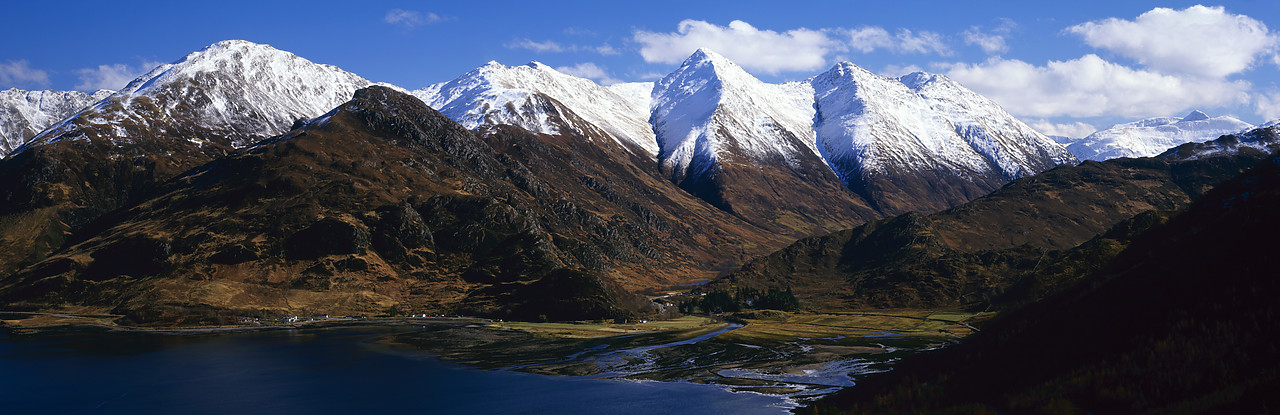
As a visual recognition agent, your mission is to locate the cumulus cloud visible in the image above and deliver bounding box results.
[942,55,1249,118]
[595,44,619,56]
[507,39,566,53]
[963,27,1007,54]
[384,9,446,30]
[878,64,925,77]
[75,60,163,91]
[634,20,835,74]
[633,71,667,81]
[556,62,622,85]
[563,27,596,36]
[506,39,619,55]
[1067,5,1278,78]
[1254,90,1280,121]
[848,26,952,56]
[0,60,50,88]
[1026,119,1098,139]
[962,19,1016,55]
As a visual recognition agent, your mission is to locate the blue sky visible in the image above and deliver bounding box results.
[3,0,1278,137]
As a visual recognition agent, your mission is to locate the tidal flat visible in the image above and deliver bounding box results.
[389,310,989,405]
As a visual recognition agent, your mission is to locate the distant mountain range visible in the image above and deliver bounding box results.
[0,40,1271,324]
[1064,110,1253,161]
[420,48,1075,218]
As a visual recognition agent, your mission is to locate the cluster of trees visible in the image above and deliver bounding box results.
[679,286,799,314]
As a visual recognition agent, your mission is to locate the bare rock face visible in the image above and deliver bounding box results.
[285,217,372,260]
[83,234,173,280]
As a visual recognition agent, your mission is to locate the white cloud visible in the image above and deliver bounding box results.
[1254,90,1280,121]
[1067,5,1278,78]
[506,39,619,55]
[847,27,893,53]
[963,26,1007,54]
[556,62,622,85]
[563,27,596,36]
[507,39,566,53]
[633,71,667,81]
[383,9,445,30]
[1026,119,1097,139]
[634,20,835,74]
[75,60,163,91]
[0,60,50,88]
[879,64,924,77]
[594,44,619,56]
[848,26,952,56]
[942,55,1249,118]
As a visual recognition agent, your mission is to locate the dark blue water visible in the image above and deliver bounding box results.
[0,327,791,414]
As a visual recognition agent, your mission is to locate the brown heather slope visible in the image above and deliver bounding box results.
[713,128,1278,311]
[0,86,799,324]
[667,120,880,239]
[0,107,233,276]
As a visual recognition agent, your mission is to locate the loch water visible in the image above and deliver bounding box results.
[0,326,793,414]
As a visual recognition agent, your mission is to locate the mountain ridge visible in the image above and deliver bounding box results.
[1065,110,1253,161]
[0,88,114,154]
[0,85,806,322]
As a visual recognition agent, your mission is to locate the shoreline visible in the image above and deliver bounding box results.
[0,311,491,336]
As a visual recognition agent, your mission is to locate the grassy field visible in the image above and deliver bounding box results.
[489,316,720,338]
[720,310,992,342]
[487,310,991,342]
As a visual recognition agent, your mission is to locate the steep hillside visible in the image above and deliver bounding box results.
[0,40,375,276]
[803,152,1280,415]
[718,128,1277,310]
[900,72,1076,180]
[649,49,878,236]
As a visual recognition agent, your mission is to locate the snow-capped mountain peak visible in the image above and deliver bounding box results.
[1182,110,1210,122]
[651,49,820,180]
[1,88,113,154]
[898,71,1076,179]
[811,64,995,180]
[678,48,744,76]
[21,39,373,152]
[897,71,939,89]
[413,60,658,156]
[1066,110,1254,161]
